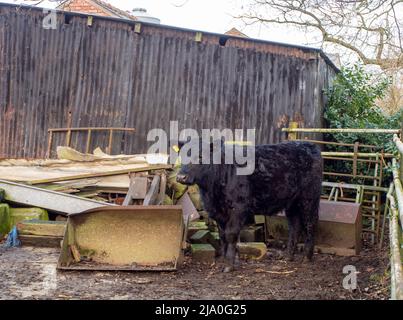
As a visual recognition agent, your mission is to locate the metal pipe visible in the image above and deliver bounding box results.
[392,158,403,226]
[323,172,380,180]
[322,181,389,193]
[379,183,394,249]
[282,128,400,134]
[371,154,379,243]
[387,193,403,300]
[322,152,394,158]
[322,156,378,164]
[393,134,403,154]
[293,138,378,149]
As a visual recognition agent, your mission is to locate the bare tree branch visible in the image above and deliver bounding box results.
[237,0,403,70]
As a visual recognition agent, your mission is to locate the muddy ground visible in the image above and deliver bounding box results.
[0,243,390,300]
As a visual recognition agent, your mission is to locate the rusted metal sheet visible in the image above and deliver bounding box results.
[266,200,362,255]
[0,179,114,215]
[57,205,185,271]
[0,3,337,159]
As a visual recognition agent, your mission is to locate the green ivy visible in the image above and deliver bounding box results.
[324,64,402,153]
[323,64,402,184]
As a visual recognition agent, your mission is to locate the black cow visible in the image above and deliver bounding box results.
[176,139,322,272]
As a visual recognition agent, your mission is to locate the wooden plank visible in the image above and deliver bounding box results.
[107,129,114,154]
[27,165,171,185]
[143,175,161,206]
[19,235,63,248]
[70,244,81,263]
[0,179,114,215]
[157,173,167,205]
[85,129,92,154]
[123,176,148,205]
[48,127,135,132]
[46,131,53,158]
[177,192,200,223]
[17,220,66,237]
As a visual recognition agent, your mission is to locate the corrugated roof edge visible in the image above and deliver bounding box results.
[0,2,340,72]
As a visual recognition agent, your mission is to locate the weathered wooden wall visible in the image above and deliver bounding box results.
[0,4,337,158]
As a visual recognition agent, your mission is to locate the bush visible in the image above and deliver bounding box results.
[324,64,402,153]
[323,64,402,184]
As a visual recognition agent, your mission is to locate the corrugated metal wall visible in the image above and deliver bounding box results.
[0,4,337,159]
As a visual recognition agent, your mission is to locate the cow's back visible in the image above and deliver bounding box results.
[248,141,322,215]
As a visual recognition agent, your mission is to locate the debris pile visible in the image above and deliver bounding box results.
[0,146,269,268]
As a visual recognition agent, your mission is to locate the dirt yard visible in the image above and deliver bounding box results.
[0,243,390,300]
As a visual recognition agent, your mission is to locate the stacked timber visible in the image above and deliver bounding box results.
[17,220,66,247]
[0,147,173,205]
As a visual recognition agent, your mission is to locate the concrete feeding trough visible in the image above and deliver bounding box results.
[57,205,185,271]
[266,200,362,256]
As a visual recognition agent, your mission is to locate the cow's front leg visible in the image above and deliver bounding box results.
[223,215,243,272]
[216,222,227,261]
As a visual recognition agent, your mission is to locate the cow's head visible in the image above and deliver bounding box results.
[176,138,224,185]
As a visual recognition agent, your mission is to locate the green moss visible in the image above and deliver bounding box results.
[190,230,211,244]
[188,221,207,229]
[9,207,49,228]
[0,203,10,237]
[190,244,216,262]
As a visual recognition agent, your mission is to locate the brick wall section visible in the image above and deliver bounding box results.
[62,0,112,17]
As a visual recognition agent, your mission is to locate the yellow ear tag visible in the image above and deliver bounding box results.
[173,145,180,153]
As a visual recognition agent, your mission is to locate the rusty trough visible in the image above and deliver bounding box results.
[57,205,185,271]
[266,200,362,256]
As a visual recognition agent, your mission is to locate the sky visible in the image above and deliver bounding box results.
[1,0,315,47]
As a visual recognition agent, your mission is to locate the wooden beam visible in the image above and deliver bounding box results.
[0,179,114,215]
[27,165,171,185]
[48,127,135,132]
[19,235,63,248]
[143,175,161,206]
[85,129,92,154]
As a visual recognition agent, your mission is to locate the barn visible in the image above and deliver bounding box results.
[0,3,337,158]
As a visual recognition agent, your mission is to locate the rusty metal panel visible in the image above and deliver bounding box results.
[58,205,185,271]
[266,200,362,255]
[0,3,337,159]
[319,200,361,224]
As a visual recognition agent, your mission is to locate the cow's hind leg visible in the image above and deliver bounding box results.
[285,206,302,262]
[301,198,319,262]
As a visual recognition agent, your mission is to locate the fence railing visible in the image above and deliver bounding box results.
[391,137,403,300]
[283,125,398,243]
[282,126,403,300]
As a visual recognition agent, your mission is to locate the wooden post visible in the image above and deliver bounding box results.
[352,142,359,177]
[107,129,114,155]
[288,121,298,141]
[46,131,53,159]
[65,129,71,147]
[85,129,92,154]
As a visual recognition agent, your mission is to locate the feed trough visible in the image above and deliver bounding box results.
[57,205,185,271]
